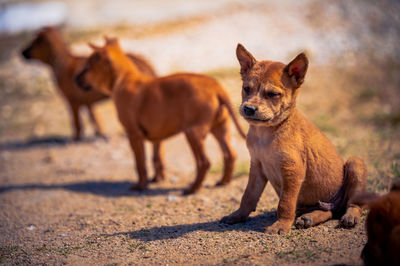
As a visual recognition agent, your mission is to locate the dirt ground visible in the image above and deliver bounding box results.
[1,0,400,265]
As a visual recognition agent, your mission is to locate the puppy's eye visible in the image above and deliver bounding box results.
[243,87,250,93]
[266,92,281,98]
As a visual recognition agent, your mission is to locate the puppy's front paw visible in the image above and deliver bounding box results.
[265,220,291,235]
[340,214,359,228]
[220,211,247,225]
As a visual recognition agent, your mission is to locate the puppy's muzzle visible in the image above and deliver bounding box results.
[75,70,91,91]
[243,105,257,116]
[21,48,31,59]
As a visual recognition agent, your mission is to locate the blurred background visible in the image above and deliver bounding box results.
[0,0,399,190]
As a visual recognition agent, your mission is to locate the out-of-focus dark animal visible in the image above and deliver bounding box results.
[351,180,400,266]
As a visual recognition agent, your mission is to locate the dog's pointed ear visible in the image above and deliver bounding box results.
[104,36,118,45]
[236,43,256,74]
[285,52,308,88]
[88,42,101,51]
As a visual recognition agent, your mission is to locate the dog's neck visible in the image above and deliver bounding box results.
[47,39,74,73]
[109,49,152,96]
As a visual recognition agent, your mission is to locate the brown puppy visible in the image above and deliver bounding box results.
[21,27,156,140]
[75,38,246,194]
[352,181,400,266]
[221,44,367,234]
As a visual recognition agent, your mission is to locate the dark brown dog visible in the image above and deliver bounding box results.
[21,27,156,140]
[221,44,367,234]
[75,38,246,194]
[352,181,400,266]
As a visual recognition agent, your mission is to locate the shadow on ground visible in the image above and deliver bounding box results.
[0,135,107,151]
[107,212,277,241]
[0,180,181,197]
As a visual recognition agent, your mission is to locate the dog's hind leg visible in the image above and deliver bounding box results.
[69,102,82,141]
[87,104,106,139]
[340,156,367,227]
[128,135,148,190]
[295,210,333,229]
[151,141,165,182]
[211,116,237,186]
[183,127,210,195]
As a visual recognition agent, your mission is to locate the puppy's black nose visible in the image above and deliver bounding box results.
[243,105,257,116]
[75,71,91,91]
[22,49,30,59]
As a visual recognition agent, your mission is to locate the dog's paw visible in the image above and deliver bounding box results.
[295,216,313,229]
[215,180,230,187]
[220,211,247,224]
[340,214,359,228]
[265,221,291,235]
[130,182,148,191]
[95,132,109,142]
[183,187,197,195]
[151,174,165,183]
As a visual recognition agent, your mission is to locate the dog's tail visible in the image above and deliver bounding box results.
[218,91,246,139]
[319,157,367,214]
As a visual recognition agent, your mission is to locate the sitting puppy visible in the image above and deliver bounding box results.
[352,181,400,266]
[221,44,367,234]
[22,27,156,140]
[75,38,246,194]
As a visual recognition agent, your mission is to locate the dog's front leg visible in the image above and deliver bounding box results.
[266,163,305,234]
[128,134,148,190]
[221,161,267,224]
[69,102,82,141]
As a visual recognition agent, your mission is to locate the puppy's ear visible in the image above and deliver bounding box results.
[88,42,101,51]
[236,43,256,75]
[104,36,118,45]
[285,53,308,88]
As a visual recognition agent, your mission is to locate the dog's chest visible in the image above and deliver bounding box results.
[247,130,283,195]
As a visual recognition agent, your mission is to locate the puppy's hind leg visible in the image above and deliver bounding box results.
[211,116,237,186]
[128,135,148,190]
[151,141,165,182]
[183,127,210,195]
[295,210,333,229]
[340,157,367,227]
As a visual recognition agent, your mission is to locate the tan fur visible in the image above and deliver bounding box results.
[21,27,156,140]
[352,181,400,266]
[221,44,367,234]
[75,38,245,194]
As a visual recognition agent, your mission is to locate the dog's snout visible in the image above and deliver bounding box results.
[75,70,91,91]
[21,48,31,59]
[243,105,257,116]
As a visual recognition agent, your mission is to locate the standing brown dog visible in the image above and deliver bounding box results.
[75,38,246,194]
[221,44,367,234]
[21,27,156,140]
[352,181,400,266]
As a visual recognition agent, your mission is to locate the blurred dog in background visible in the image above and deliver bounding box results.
[351,180,400,266]
[75,38,246,194]
[21,27,156,140]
